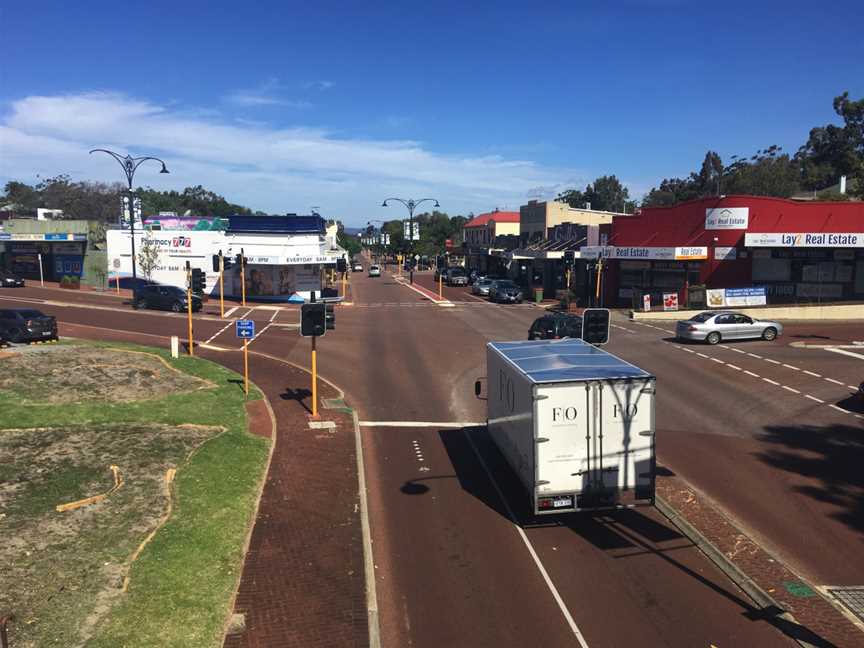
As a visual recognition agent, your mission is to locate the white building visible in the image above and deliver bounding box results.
[107,215,345,301]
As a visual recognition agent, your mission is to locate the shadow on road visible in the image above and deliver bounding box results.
[280,387,312,414]
[439,424,837,648]
[756,421,864,536]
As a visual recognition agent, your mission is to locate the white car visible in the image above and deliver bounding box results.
[352,263,363,272]
[675,311,783,344]
[368,265,381,277]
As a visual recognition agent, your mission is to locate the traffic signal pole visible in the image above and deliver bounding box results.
[243,338,249,396]
[186,262,194,356]
[219,252,225,318]
[439,269,443,300]
[311,335,318,418]
[240,249,247,307]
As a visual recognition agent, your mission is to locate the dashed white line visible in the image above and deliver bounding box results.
[204,322,233,344]
[803,370,822,378]
[696,352,709,359]
[765,358,782,365]
[762,377,781,386]
[269,309,279,322]
[824,377,843,385]
[744,370,760,378]
[224,306,238,317]
[782,364,800,371]
[682,348,695,353]
[730,348,746,354]
[710,357,725,364]
[727,364,742,371]
[804,394,825,403]
[781,386,801,394]
[828,404,847,414]
[747,353,763,359]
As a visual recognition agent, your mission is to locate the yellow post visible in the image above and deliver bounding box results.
[566,269,571,292]
[341,271,347,298]
[187,268,194,357]
[439,270,443,299]
[595,259,603,301]
[240,254,246,307]
[311,335,318,418]
[243,338,249,396]
[116,274,121,295]
[219,253,225,318]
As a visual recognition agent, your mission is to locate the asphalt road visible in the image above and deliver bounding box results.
[3,271,862,647]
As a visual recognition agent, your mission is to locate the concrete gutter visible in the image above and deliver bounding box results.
[631,303,864,321]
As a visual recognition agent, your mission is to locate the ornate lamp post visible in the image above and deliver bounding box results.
[381,197,439,284]
[89,149,169,289]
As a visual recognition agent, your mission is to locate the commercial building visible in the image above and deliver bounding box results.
[463,210,520,273]
[519,200,622,244]
[584,196,864,309]
[107,214,345,302]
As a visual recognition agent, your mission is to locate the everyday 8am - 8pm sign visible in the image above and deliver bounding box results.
[745,232,864,248]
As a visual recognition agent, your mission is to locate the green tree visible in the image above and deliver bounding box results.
[557,175,635,212]
[797,92,864,192]
[136,231,161,282]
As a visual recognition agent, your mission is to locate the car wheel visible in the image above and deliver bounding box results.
[762,327,777,341]
[706,331,721,345]
[9,328,24,343]
[137,299,148,309]
[171,301,183,312]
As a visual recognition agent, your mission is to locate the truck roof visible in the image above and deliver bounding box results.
[488,339,653,384]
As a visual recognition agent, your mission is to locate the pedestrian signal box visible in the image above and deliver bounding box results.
[581,308,610,345]
[301,303,326,337]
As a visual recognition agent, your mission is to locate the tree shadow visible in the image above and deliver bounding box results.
[281,387,312,414]
[439,425,837,647]
[756,422,864,535]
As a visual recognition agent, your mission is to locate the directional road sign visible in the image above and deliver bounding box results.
[235,319,255,339]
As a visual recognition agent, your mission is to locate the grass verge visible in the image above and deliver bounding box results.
[0,340,270,647]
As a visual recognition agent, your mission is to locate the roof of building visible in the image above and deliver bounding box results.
[464,210,520,228]
[226,214,324,234]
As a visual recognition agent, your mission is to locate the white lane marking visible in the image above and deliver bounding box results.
[848,385,858,391]
[463,429,590,647]
[246,322,273,345]
[730,348,746,354]
[359,421,484,428]
[747,353,763,359]
[824,377,843,385]
[765,358,782,365]
[782,364,800,371]
[804,394,825,403]
[269,309,279,322]
[782,386,801,394]
[762,378,781,386]
[204,321,234,344]
[829,404,848,414]
[710,357,724,364]
[727,364,742,371]
[683,348,695,353]
[803,370,822,378]
[224,306,238,317]
[744,370,761,378]
[696,353,709,359]
[827,347,864,361]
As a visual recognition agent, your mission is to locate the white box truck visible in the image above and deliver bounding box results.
[484,338,655,515]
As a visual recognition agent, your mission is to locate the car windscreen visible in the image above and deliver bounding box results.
[18,310,45,318]
[689,312,714,322]
[496,281,517,288]
[449,268,465,275]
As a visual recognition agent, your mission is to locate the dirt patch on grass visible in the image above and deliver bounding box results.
[0,423,223,648]
[0,345,211,405]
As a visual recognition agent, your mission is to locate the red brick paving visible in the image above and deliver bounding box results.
[220,353,368,648]
[245,400,273,439]
[658,474,864,647]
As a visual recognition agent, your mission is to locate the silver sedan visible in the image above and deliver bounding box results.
[676,311,783,345]
[472,278,493,296]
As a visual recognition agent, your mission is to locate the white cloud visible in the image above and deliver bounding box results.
[304,80,334,91]
[0,91,589,224]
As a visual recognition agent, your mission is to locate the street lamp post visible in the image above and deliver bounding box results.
[89,149,170,294]
[381,197,439,284]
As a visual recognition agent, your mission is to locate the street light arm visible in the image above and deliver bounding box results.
[131,156,170,178]
[89,149,169,189]
[381,198,410,210]
[412,198,440,211]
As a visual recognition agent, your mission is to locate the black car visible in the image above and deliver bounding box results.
[529,313,583,340]
[0,308,58,343]
[134,285,202,312]
[0,271,25,288]
[488,279,523,304]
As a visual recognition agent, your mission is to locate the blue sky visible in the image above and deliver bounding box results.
[2,1,862,225]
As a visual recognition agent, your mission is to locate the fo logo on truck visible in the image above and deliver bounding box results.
[499,370,516,413]
[552,407,578,422]
[613,404,638,418]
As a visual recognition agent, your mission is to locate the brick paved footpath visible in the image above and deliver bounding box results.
[204,349,368,648]
[658,474,864,647]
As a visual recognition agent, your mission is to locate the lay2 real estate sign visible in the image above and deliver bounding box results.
[745,232,864,248]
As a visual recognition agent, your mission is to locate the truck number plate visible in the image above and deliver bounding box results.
[552,497,573,508]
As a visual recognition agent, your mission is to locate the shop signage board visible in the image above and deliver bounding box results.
[582,246,708,261]
[642,294,651,311]
[663,292,678,310]
[714,246,737,260]
[0,233,87,241]
[745,232,864,248]
[706,207,749,230]
[706,287,767,308]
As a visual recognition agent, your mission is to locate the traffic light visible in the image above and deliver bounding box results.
[564,250,575,267]
[212,254,221,272]
[190,268,206,293]
[235,253,246,267]
[336,258,347,273]
[325,303,335,330]
[581,308,610,345]
[300,303,326,337]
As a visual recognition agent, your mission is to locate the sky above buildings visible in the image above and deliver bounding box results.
[1,1,862,225]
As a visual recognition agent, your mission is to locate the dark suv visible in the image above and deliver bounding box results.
[528,313,583,340]
[0,308,58,343]
[134,285,202,312]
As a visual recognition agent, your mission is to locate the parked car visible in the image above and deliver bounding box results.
[488,279,523,304]
[857,380,864,403]
[472,278,493,296]
[0,308,58,343]
[134,285,202,312]
[528,313,583,340]
[446,268,468,286]
[675,311,783,345]
[0,271,25,288]
[368,265,381,277]
[352,262,363,272]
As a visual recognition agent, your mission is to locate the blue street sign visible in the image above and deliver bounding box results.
[235,319,255,339]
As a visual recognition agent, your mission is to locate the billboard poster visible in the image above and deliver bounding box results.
[725,287,767,307]
[705,207,748,230]
[706,289,726,308]
[642,294,651,311]
[663,292,678,311]
[713,246,737,260]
